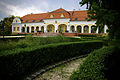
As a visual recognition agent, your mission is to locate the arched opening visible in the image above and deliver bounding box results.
[31,26,34,33]
[99,26,104,33]
[36,26,39,32]
[84,25,89,33]
[41,26,44,33]
[47,24,55,33]
[70,26,75,32]
[58,24,67,33]
[77,25,81,33]
[91,25,96,33]
[27,27,29,33]
[22,27,25,33]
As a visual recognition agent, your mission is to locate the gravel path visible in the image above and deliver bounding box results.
[35,57,86,80]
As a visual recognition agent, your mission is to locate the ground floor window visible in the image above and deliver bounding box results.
[14,27,16,31]
[17,27,19,31]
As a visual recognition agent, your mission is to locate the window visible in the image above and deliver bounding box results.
[26,20,29,23]
[32,20,35,22]
[17,27,19,31]
[14,27,16,31]
[85,18,88,20]
[60,14,64,17]
[74,18,78,20]
[50,15,54,18]
[16,20,17,22]
[40,19,43,22]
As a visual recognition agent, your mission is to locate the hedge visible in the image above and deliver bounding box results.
[0,40,103,80]
[70,46,120,80]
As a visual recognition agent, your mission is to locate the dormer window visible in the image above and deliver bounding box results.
[74,18,78,20]
[26,20,29,23]
[32,20,35,22]
[40,19,43,22]
[85,18,88,20]
[16,20,17,22]
[50,15,54,18]
[60,14,64,17]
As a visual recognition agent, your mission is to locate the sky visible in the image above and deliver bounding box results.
[0,0,87,20]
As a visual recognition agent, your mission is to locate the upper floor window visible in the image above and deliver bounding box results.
[16,20,18,22]
[26,20,29,23]
[40,19,43,22]
[50,15,54,18]
[74,18,78,20]
[32,20,35,22]
[60,14,64,17]
[85,18,88,20]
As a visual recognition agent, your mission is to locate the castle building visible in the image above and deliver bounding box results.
[12,8,107,34]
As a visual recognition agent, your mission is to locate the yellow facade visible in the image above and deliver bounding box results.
[12,24,21,33]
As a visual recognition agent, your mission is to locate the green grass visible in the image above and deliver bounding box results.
[0,35,82,53]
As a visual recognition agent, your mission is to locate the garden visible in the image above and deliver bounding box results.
[0,35,104,80]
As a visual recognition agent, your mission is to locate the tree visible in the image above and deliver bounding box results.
[80,0,120,40]
[0,15,16,36]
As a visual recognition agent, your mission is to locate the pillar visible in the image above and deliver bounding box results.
[34,27,36,33]
[29,27,31,33]
[75,26,77,32]
[104,25,107,33]
[81,26,84,33]
[44,25,47,33]
[96,27,99,33]
[25,27,27,33]
[89,26,91,33]
[20,25,21,33]
[55,24,57,33]
[39,26,41,31]
[67,24,70,32]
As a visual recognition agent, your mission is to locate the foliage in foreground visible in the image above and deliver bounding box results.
[70,46,120,80]
[0,35,81,54]
[0,41,103,80]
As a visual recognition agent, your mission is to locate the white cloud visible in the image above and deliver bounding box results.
[0,1,45,17]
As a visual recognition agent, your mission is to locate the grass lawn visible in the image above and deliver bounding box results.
[0,35,82,54]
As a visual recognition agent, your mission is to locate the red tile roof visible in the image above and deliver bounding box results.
[21,8,89,23]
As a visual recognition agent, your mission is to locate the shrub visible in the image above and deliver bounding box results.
[70,46,120,80]
[0,41,103,80]
[0,35,81,53]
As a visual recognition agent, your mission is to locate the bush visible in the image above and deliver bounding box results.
[0,35,81,53]
[0,41,103,80]
[70,46,120,80]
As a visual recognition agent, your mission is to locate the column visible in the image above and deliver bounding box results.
[39,26,41,31]
[104,25,107,33]
[96,27,99,33]
[67,24,70,32]
[89,26,91,33]
[81,26,84,33]
[25,27,27,33]
[75,26,77,32]
[34,27,35,33]
[44,25,47,33]
[29,27,31,33]
[55,24,58,33]
[20,25,21,33]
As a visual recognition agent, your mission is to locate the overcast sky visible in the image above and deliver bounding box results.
[0,0,87,20]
